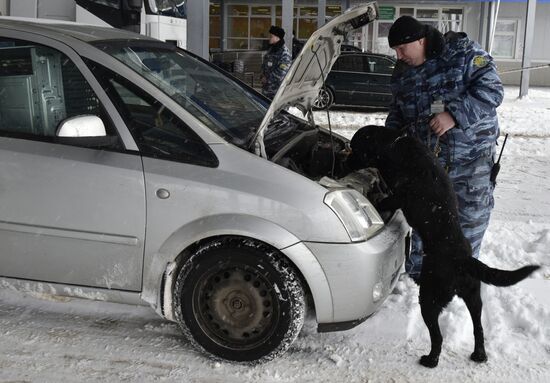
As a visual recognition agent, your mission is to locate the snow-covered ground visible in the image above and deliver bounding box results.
[1,87,549,382]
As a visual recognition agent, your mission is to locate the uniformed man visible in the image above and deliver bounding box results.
[260,25,292,99]
[384,16,504,281]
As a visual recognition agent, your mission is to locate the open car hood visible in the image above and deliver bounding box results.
[252,2,379,157]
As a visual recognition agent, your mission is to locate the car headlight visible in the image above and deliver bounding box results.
[324,189,384,242]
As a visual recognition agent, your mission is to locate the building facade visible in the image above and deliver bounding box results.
[0,0,548,85]
[208,0,550,86]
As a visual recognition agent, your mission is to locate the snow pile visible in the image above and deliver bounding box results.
[498,87,550,137]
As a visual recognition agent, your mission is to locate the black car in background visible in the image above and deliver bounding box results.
[314,52,396,109]
[340,44,362,52]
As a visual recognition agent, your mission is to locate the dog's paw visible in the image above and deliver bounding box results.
[470,350,487,363]
[419,355,439,368]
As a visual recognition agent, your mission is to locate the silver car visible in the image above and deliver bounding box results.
[0,3,408,362]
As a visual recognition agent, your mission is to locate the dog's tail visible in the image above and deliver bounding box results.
[463,258,540,286]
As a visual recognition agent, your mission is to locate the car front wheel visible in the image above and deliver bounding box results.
[173,237,305,362]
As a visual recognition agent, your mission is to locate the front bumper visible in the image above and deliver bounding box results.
[292,209,409,331]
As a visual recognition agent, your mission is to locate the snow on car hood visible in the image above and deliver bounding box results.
[252,2,379,157]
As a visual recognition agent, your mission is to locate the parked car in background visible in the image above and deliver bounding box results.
[0,2,408,363]
[340,43,362,52]
[314,52,396,109]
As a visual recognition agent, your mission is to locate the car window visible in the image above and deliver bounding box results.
[94,42,268,149]
[0,37,121,148]
[366,56,395,75]
[333,55,365,73]
[85,60,218,167]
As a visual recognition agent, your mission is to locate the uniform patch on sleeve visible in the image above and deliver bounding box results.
[473,55,488,68]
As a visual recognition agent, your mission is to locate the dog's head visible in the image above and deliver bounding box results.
[346,125,402,171]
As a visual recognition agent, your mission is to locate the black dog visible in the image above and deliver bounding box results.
[346,125,539,368]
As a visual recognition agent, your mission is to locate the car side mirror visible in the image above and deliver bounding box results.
[57,115,107,138]
[56,115,119,149]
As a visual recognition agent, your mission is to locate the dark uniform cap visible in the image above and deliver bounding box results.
[388,16,426,48]
[269,25,285,39]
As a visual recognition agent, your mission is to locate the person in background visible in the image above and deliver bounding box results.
[384,16,504,282]
[260,25,292,99]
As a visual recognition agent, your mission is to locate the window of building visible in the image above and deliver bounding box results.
[209,3,221,50]
[297,7,318,39]
[250,6,272,50]
[364,23,374,53]
[227,4,249,50]
[441,8,463,34]
[223,4,341,51]
[275,6,313,41]
[493,19,519,59]
[326,5,341,19]
[416,8,439,29]
[375,21,393,55]
[346,28,363,50]
[399,8,414,17]
[367,6,464,55]
[397,7,463,33]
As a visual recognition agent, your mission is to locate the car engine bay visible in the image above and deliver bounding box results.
[264,118,394,222]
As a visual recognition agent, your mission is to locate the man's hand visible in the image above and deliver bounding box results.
[429,111,456,137]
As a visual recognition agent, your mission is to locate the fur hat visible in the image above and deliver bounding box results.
[388,16,426,48]
[269,25,285,39]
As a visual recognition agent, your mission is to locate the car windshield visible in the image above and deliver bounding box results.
[148,0,187,18]
[95,42,269,148]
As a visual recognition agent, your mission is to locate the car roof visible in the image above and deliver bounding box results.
[0,17,155,43]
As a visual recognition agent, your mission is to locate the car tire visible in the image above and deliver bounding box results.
[173,237,306,362]
[313,87,334,110]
